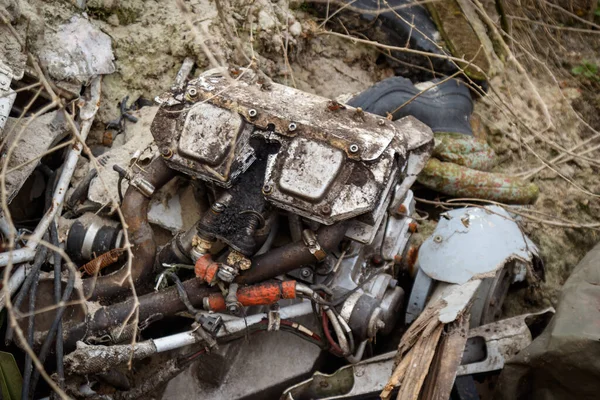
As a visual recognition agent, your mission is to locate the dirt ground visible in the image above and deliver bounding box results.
[6,0,600,331]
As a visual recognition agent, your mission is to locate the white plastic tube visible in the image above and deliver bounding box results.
[153,301,313,353]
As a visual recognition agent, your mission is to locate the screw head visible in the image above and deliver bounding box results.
[262,184,273,195]
[187,87,198,98]
[320,205,332,215]
[349,144,359,153]
[288,122,297,132]
[433,235,443,243]
[377,119,385,126]
[248,109,257,118]
[300,268,311,278]
[160,148,173,159]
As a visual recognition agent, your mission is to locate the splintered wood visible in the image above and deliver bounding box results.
[381,280,480,400]
[421,315,470,400]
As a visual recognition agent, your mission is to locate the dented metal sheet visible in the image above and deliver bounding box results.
[419,206,539,284]
[282,352,396,400]
[458,308,555,376]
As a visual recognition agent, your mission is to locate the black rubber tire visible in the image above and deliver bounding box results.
[348,76,474,135]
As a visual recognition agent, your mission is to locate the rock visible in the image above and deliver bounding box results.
[37,15,115,84]
[0,0,21,21]
[107,13,120,27]
[258,9,276,30]
[2,111,70,204]
[289,20,302,36]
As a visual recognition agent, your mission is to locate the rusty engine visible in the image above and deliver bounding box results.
[50,68,436,397]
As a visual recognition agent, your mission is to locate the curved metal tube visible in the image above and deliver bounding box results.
[66,277,215,350]
[82,157,175,301]
[236,222,348,285]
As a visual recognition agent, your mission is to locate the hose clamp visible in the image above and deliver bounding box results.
[302,229,326,262]
[268,304,281,331]
[130,175,155,198]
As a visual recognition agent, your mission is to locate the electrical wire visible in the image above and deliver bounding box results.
[5,244,48,345]
[53,220,65,389]
[163,272,201,315]
[29,222,75,394]
[336,310,355,354]
[297,284,354,356]
[325,308,349,355]
[214,318,326,353]
[22,236,46,400]
[321,311,344,356]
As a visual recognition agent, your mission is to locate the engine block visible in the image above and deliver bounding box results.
[151,69,433,228]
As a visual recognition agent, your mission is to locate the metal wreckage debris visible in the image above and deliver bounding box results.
[0,1,571,400]
[0,61,551,399]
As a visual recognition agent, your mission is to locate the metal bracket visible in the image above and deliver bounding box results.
[457,308,555,375]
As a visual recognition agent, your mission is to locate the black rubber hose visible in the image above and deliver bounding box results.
[5,246,49,345]
[53,221,65,391]
[31,245,75,391]
[22,236,46,400]
[29,222,74,394]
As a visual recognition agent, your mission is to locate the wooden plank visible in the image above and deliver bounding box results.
[420,314,470,400]
[396,323,444,400]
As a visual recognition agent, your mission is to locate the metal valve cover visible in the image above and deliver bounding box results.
[151,69,433,225]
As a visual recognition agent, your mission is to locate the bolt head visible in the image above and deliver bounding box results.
[262,184,273,195]
[228,304,240,314]
[160,148,173,159]
[377,119,385,126]
[187,87,198,97]
[288,122,297,132]
[433,235,443,243]
[300,268,311,278]
[248,109,257,118]
[349,144,359,153]
[320,205,332,215]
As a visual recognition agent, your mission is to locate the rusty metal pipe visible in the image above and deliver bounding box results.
[235,222,348,285]
[65,223,346,347]
[65,277,215,350]
[82,157,176,301]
